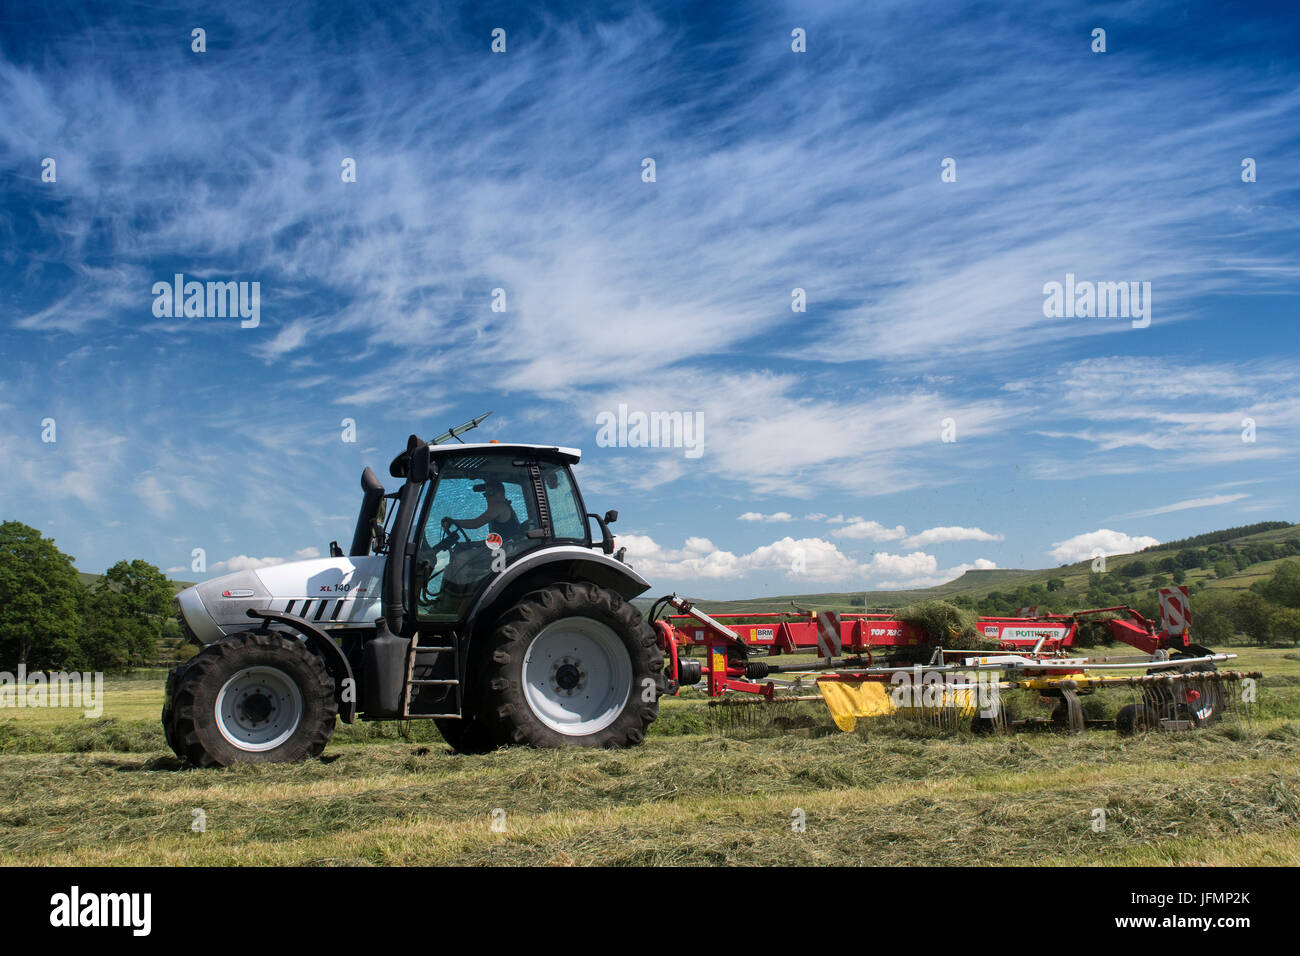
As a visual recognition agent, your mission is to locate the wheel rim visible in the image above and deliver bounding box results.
[521,617,633,736]
[214,666,303,751]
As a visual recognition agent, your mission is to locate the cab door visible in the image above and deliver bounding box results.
[408,453,545,624]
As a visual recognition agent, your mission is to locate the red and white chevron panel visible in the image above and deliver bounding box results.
[1158,586,1191,636]
[817,611,842,658]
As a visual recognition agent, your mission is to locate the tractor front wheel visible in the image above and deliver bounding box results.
[167,631,337,767]
[478,582,664,749]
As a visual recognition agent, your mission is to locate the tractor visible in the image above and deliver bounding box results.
[163,416,668,766]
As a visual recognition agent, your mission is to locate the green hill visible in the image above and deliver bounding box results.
[680,521,1300,616]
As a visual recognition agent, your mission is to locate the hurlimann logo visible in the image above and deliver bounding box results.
[49,886,151,936]
[152,273,260,328]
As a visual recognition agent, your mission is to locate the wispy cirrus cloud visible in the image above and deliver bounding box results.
[1115,493,1250,520]
[1,0,1296,594]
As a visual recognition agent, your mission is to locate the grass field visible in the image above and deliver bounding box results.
[1,648,1298,866]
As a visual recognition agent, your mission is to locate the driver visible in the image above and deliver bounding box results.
[444,480,523,541]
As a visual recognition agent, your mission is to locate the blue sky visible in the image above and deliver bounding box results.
[1,0,1297,599]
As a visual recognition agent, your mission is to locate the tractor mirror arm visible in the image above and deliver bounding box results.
[587,513,616,555]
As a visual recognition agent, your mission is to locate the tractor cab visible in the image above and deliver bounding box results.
[405,444,591,623]
[379,438,625,638]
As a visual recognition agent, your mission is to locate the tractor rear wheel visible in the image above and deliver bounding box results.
[477,582,664,749]
[168,631,337,767]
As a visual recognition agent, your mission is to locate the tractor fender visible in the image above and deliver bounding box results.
[243,608,357,723]
[470,546,651,619]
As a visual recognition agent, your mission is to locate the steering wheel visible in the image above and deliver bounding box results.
[417,520,474,603]
[441,517,473,546]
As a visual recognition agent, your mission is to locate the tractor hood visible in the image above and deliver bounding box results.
[176,555,386,644]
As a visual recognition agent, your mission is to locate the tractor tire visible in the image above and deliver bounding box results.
[168,631,338,767]
[434,717,500,754]
[161,664,184,754]
[477,582,665,749]
[1116,703,1159,736]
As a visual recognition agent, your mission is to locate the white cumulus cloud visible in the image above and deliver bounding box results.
[901,526,1005,549]
[619,533,862,582]
[207,546,322,574]
[1049,529,1159,564]
[831,519,907,541]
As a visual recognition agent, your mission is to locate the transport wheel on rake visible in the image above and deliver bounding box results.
[1050,702,1076,730]
[1049,685,1086,733]
[1160,659,1225,727]
[971,699,1015,735]
[1116,703,1159,736]
[479,582,665,748]
[168,631,338,767]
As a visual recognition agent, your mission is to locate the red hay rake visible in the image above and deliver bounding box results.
[648,587,1261,736]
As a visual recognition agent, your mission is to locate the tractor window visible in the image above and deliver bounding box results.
[412,456,539,622]
[541,462,588,543]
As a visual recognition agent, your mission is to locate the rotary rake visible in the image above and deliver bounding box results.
[650,587,1262,738]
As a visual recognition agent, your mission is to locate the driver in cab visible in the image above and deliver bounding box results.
[443,480,523,540]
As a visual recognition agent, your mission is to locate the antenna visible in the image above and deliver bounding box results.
[430,411,493,445]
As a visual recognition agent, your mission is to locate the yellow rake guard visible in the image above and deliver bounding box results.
[817,679,980,732]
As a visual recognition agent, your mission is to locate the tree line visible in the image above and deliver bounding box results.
[0,521,178,671]
[1136,521,1292,554]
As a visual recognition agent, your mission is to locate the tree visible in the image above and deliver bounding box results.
[1118,560,1150,579]
[1213,560,1234,580]
[1261,560,1300,609]
[79,560,175,670]
[1171,567,1187,585]
[1046,578,1065,592]
[1233,592,1272,646]
[1191,593,1236,647]
[0,521,82,668]
[1270,607,1300,646]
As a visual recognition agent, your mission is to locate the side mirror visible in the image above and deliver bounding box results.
[408,443,433,484]
[603,510,618,525]
[587,513,616,555]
